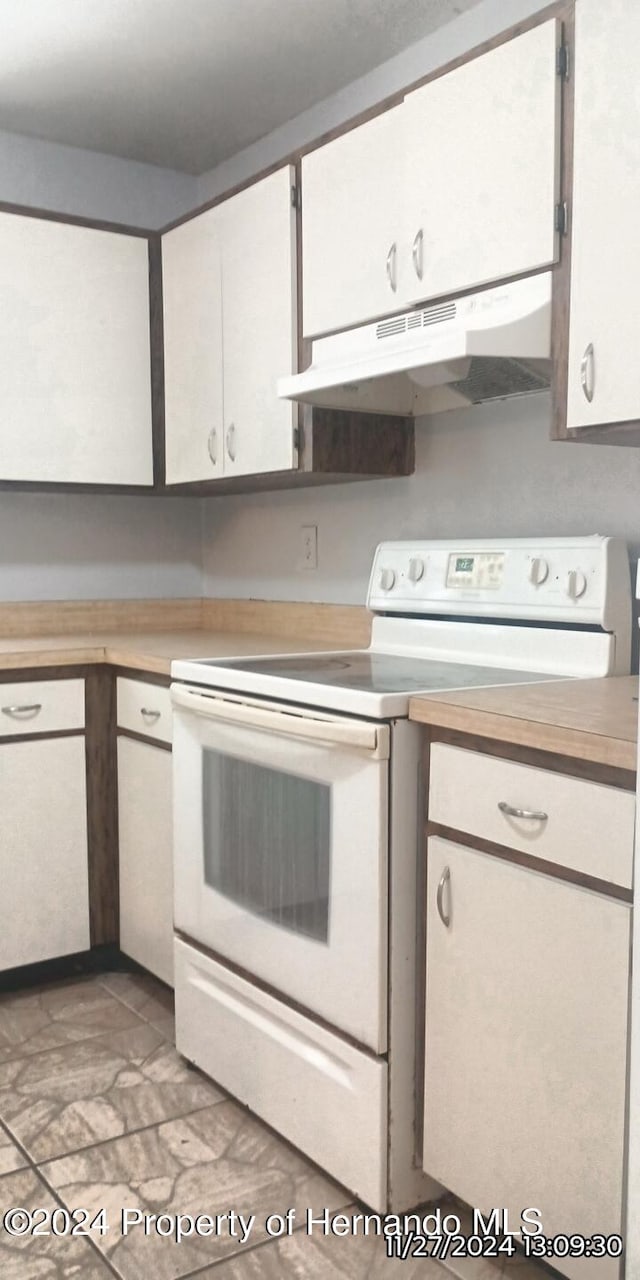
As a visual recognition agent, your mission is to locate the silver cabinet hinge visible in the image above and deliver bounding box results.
[293,426,301,452]
[555,201,569,236]
[556,43,570,80]
[291,184,300,210]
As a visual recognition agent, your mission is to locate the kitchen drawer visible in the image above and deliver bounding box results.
[174,937,387,1209]
[117,677,172,745]
[429,743,634,889]
[0,678,84,737]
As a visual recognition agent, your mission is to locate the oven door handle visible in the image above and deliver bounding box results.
[171,684,389,759]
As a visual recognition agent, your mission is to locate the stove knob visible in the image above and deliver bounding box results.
[408,557,425,583]
[567,569,587,600]
[529,556,549,586]
[379,568,396,592]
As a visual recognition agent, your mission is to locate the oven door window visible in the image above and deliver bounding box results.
[202,749,331,943]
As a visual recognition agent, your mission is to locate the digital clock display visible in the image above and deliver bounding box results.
[446,551,506,589]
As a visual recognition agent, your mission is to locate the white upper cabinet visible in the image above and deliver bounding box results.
[217,167,296,477]
[402,19,561,306]
[162,207,224,484]
[301,20,561,338]
[163,165,296,484]
[566,0,640,431]
[0,213,153,485]
[302,107,405,337]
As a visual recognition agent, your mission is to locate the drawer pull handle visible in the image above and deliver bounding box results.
[498,801,548,822]
[140,708,161,722]
[386,242,397,292]
[436,866,451,928]
[2,703,42,719]
[580,342,595,403]
[412,228,424,279]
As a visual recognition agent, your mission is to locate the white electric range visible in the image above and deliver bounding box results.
[170,535,631,1213]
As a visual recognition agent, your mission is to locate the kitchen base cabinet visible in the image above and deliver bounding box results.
[118,735,173,987]
[423,836,629,1280]
[0,736,90,971]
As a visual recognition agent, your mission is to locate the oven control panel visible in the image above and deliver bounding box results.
[367,536,630,631]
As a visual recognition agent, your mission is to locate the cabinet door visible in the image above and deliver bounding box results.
[118,736,173,987]
[403,20,560,307]
[566,0,640,430]
[424,837,628,1280]
[0,213,153,485]
[217,166,297,477]
[162,207,224,484]
[302,107,406,336]
[0,737,89,971]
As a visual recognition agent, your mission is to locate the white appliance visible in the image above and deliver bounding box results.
[277,273,551,416]
[170,535,631,1212]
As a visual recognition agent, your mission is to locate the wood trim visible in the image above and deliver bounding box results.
[159,3,566,235]
[299,407,414,475]
[85,669,119,946]
[0,944,123,994]
[551,2,575,440]
[295,158,311,380]
[0,664,94,681]
[148,234,167,487]
[0,598,204,639]
[117,726,172,753]
[562,419,640,447]
[200,598,372,647]
[0,728,84,746]
[0,198,153,239]
[0,480,158,495]
[427,726,636,790]
[112,666,171,688]
[427,821,633,903]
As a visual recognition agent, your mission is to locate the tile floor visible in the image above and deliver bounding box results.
[0,969,550,1280]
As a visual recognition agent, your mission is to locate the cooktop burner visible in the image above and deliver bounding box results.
[197,650,555,696]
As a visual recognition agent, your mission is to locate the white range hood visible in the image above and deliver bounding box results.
[278,273,552,416]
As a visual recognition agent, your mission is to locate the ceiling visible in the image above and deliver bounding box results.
[0,0,483,174]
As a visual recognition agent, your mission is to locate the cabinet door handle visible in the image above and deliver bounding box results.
[207,427,217,465]
[226,423,236,462]
[436,865,451,928]
[580,342,595,403]
[498,801,548,821]
[386,242,397,292]
[1,703,42,718]
[412,228,424,280]
[140,708,161,722]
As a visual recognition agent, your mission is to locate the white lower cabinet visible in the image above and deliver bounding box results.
[423,836,629,1280]
[0,736,90,970]
[118,735,173,986]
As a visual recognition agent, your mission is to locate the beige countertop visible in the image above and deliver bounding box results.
[0,629,341,677]
[409,675,639,772]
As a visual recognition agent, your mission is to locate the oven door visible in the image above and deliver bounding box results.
[171,683,389,1052]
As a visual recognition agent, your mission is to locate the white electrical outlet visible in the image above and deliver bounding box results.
[298,524,318,571]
